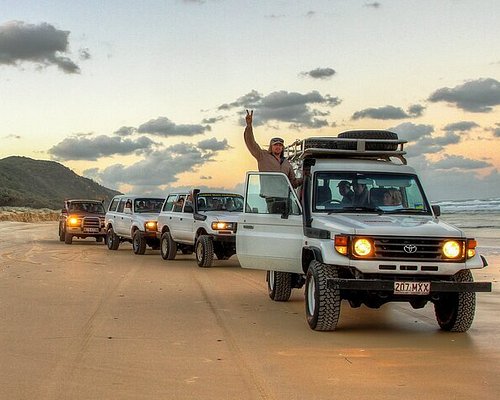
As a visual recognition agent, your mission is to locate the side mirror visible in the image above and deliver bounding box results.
[431,205,441,217]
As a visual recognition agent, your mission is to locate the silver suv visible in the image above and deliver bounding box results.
[105,195,164,254]
[157,190,244,267]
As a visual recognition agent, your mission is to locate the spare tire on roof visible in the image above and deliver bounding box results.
[337,130,399,151]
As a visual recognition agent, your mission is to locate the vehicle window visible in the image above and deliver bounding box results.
[109,198,119,212]
[245,173,301,215]
[197,193,244,212]
[117,199,126,213]
[313,172,430,214]
[162,195,177,212]
[134,198,164,213]
[173,195,186,212]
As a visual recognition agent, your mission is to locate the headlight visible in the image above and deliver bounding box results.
[145,221,157,231]
[442,240,463,259]
[68,217,80,226]
[353,238,374,257]
[211,221,234,230]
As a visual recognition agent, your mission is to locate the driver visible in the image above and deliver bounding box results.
[337,181,354,205]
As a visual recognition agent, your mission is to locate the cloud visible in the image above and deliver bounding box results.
[48,135,156,161]
[197,137,230,151]
[114,126,137,136]
[85,141,225,190]
[365,2,381,8]
[432,155,491,170]
[79,48,91,60]
[4,134,22,139]
[428,78,500,112]
[442,121,479,133]
[305,11,316,17]
[405,132,461,157]
[301,67,336,80]
[0,21,80,73]
[489,123,500,137]
[200,176,212,180]
[389,122,434,142]
[201,116,225,124]
[219,89,341,128]
[137,116,209,137]
[352,104,424,120]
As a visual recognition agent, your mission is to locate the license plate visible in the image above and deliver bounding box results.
[394,281,430,295]
[83,228,99,233]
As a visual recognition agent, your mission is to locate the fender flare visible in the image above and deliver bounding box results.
[302,246,323,273]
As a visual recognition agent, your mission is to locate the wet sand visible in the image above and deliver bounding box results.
[1,221,499,399]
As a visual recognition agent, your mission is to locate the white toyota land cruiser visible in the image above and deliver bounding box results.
[236,131,491,332]
[157,190,244,267]
[105,195,164,254]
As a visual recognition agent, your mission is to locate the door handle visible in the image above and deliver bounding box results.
[242,225,254,229]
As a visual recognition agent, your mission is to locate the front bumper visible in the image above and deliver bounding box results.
[327,278,492,293]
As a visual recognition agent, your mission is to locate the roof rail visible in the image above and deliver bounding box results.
[284,134,408,165]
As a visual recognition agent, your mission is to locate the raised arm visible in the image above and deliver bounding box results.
[243,109,262,160]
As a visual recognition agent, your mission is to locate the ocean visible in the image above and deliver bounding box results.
[434,198,500,258]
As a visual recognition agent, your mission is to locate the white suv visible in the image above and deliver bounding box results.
[236,131,491,332]
[157,190,244,267]
[105,195,164,254]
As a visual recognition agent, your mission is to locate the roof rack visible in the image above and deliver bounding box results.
[284,135,408,165]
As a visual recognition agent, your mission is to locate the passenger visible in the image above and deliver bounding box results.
[337,181,354,205]
[244,110,302,188]
[226,198,236,211]
[383,189,403,206]
[352,181,369,206]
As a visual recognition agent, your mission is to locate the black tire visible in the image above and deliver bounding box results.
[96,236,104,243]
[337,130,399,151]
[132,230,146,255]
[59,224,65,242]
[196,235,213,268]
[267,270,292,302]
[106,227,120,250]
[160,232,177,260]
[434,270,476,332]
[64,232,73,245]
[305,260,341,331]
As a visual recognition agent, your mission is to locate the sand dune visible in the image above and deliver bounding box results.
[0,207,59,222]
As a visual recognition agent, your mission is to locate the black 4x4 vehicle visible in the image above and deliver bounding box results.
[59,199,106,244]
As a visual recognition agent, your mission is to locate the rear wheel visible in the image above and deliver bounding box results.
[132,230,146,255]
[267,270,292,302]
[59,224,65,241]
[160,232,177,260]
[196,235,213,268]
[106,227,120,250]
[305,260,341,331]
[434,270,476,332]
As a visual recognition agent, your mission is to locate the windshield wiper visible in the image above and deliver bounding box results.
[379,208,429,215]
[328,206,380,214]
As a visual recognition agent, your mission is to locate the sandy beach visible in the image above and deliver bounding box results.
[0,221,499,399]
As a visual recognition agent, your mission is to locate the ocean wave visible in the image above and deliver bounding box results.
[433,198,500,213]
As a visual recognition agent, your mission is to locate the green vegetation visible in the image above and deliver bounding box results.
[0,156,121,209]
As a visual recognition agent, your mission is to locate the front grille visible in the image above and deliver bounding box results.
[83,217,101,228]
[355,236,464,262]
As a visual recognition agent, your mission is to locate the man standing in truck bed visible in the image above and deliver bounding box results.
[243,110,302,188]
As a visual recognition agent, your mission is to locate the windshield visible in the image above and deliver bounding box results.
[197,193,244,212]
[134,198,164,213]
[313,172,430,214]
[69,202,105,213]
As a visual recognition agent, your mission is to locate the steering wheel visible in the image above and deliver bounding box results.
[319,199,341,206]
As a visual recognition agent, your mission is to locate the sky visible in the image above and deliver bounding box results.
[1,0,499,201]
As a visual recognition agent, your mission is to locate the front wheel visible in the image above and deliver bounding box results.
[267,270,292,301]
[196,235,213,268]
[434,270,476,332]
[106,227,120,250]
[64,232,73,245]
[160,232,177,260]
[132,230,146,255]
[305,260,341,331]
[59,224,65,241]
